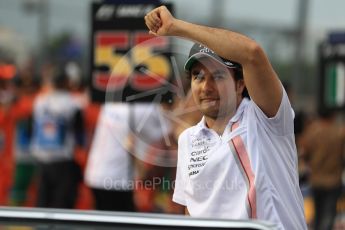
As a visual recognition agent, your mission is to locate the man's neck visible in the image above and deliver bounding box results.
[204,114,233,136]
[204,98,243,136]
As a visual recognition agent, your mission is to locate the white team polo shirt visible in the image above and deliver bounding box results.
[173,88,307,230]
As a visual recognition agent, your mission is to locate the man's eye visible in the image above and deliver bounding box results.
[193,75,203,81]
[192,70,204,81]
[213,73,225,80]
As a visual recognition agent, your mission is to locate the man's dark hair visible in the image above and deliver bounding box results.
[232,68,249,98]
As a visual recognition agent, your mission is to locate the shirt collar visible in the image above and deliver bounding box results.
[193,98,250,135]
[230,97,249,123]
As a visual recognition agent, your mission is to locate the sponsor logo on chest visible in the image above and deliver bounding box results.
[188,135,216,176]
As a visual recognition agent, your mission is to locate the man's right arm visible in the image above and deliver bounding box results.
[145,6,282,118]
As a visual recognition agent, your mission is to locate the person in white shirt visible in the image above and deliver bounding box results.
[145,6,307,229]
[31,72,84,208]
[85,102,135,211]
[85,102,167,211]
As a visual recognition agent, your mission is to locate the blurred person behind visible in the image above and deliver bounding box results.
[134,92,202,214]
[85,102,134,211]
[85,102,167,212]
[130,101,174,213]
[64,61,98,210]
[282,82,306,139]
[75,98,100,210]
[9,58,41,206]
[0,60,16,205]
[30,68,84,208]
[300,110,345,230]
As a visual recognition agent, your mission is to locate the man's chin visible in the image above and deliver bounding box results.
[200,108,219,119]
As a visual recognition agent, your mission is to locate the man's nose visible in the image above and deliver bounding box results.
[201,77,215,93]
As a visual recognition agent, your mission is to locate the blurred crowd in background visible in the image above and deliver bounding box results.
[1,0,345,230]
[0,55,203,213]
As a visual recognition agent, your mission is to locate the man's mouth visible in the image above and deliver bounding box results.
[201,98,219,102]
[200,98,219,106]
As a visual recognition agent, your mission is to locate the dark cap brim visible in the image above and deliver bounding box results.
[184,53,239,72]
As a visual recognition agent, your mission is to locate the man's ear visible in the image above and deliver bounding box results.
[236,79,245,95]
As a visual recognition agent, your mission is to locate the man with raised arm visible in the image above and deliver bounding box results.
[145,6,307,229]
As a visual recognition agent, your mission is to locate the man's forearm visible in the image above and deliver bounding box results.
[169,19,259,66]
[169,18,282,117]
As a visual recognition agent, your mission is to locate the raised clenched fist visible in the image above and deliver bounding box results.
[144,6,175,36]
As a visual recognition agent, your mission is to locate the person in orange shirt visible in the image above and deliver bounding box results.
[0,61,16,205]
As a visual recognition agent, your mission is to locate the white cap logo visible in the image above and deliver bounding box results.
[199,45,215,54]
